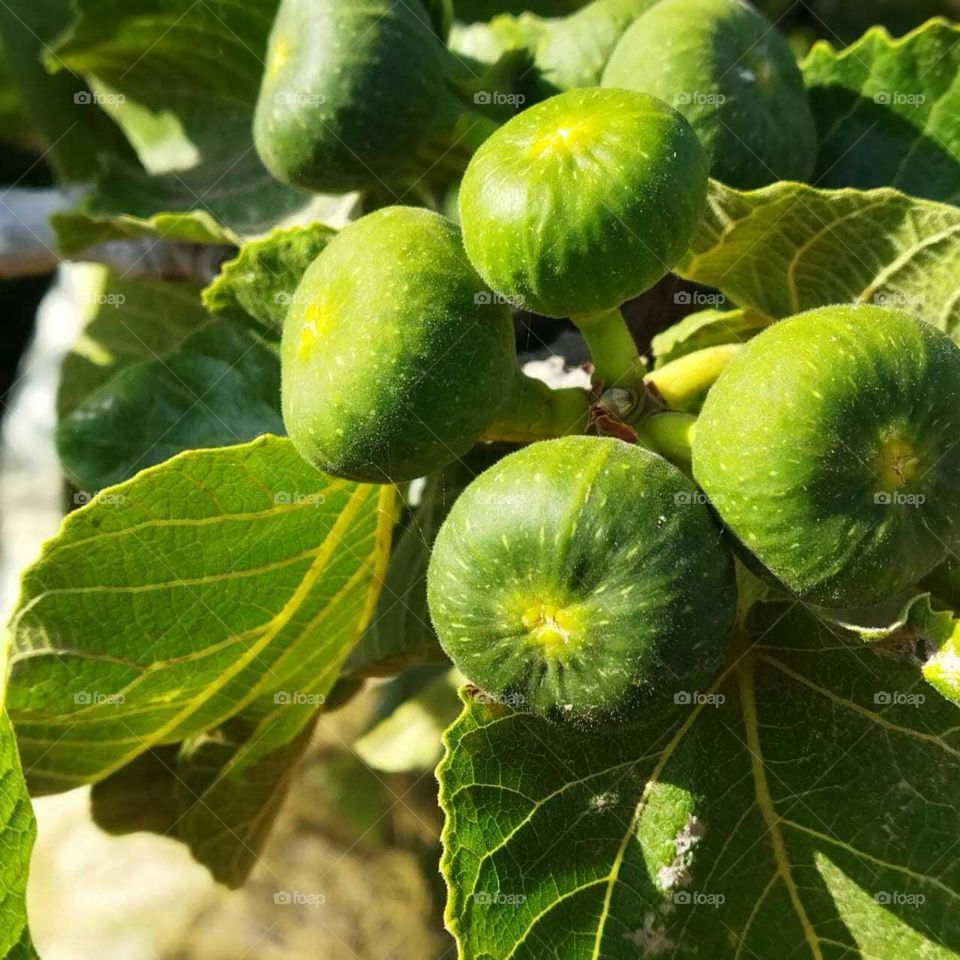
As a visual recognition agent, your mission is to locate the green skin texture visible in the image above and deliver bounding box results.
[253,0,461,193]
[281,207,519,483]
[458,88,709,318]
[602,0,817,189]
[427,436,737,720]
[694,305,960,608]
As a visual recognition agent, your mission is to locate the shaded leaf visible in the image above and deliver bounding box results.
[6,435,394,795]
[679,180,960,340]
[57,318,284,490]
[57,266,210,419]
[0,0,136,181]
[202,223,337,332]
[47,0,321,250]
[439,604,960,957]
[803,19,960,204]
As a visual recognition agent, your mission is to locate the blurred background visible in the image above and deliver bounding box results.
[1,0,957,957]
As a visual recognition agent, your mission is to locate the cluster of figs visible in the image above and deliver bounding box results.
[264,0,960,722]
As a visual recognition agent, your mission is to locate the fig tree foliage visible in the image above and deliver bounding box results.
[1,0,959,957]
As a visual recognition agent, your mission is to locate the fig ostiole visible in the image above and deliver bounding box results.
[427,435,737,721]
[602,0,817,188]
[280,206,589,484]
[693,305,960,607]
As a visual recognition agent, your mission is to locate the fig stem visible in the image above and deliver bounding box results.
[635,411,697,466]
[645,344,741,412]
[570,306,644,390]
[483,374,590,443]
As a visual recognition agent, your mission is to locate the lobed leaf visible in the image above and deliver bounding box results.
[679,180,960,340]
[5,435,395,796]
[439,604,960,958]
[802,19,960,205]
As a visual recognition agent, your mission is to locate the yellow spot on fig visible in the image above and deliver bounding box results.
[297,298,336,362]
[529,117,596,158]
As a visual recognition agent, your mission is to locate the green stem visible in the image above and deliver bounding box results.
[635,412,697,467]
[484,374,590,443]
[570,306,643,390]
[645,344,741,412]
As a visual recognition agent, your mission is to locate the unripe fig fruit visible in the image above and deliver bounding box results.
[427,436,737,720]
[602,0,817,188]
[457,87,709,318]
[694,305,960,607]
[254,0,461,193]
[281,207,521,483]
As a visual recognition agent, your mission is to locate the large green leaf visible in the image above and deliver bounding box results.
[679,180,960,339]
[46,0,323,251]
[0,712,37,960]
[439,604,960,958]
[6,435,395,795]
[0,0,136,181]
[202,223,337,332]
[57,318,284,491]
[57,266,210,419]
[802,19,960,205]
